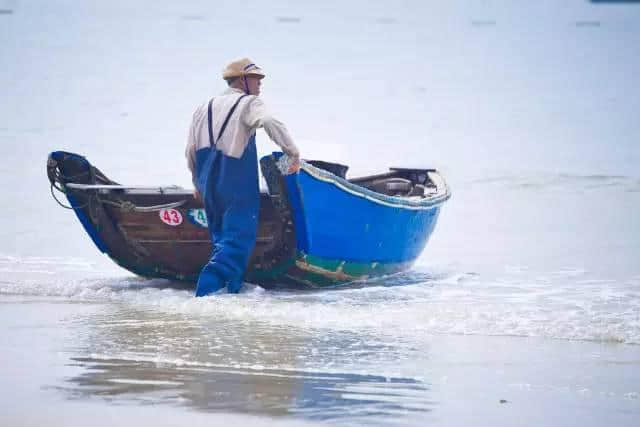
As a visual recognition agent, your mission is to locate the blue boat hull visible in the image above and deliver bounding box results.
[285,170,442,264]
[251,153,451,284]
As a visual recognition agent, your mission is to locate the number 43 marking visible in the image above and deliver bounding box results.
[159,209,183,226]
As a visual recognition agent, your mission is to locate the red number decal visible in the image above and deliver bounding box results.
[159,209,183,226]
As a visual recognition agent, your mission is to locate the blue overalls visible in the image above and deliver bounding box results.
[193,96,259,297]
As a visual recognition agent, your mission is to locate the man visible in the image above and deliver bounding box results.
[185,58,300,297]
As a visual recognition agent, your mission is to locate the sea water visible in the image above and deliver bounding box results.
[1,1,639,425]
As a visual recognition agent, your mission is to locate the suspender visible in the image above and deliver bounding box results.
[207,94,248,147]
[207,98,214,148]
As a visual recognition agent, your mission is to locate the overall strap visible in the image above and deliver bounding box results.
[207,98,214,147]
[207,94,249,147]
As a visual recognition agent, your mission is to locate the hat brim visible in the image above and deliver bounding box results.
[246,70,265,79]
[222,69,266,80]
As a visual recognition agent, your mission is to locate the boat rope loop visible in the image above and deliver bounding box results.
[98,198,186,212]
[49,167,91,210]
[49,163,186,212]
[50,183,78,209]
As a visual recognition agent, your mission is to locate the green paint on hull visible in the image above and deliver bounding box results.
[247,251,414,289]
[109,248,412,290]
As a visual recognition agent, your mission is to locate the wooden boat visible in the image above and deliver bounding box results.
[47,151,450,289]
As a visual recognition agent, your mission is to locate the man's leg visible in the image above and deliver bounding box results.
[215,202,258,294]
[195,201,225,297]
[226,277,244,294]
[195,203,258,296]
[195,266,224,297]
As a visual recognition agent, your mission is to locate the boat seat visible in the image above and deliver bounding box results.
[367,177,413,196]
[407,184,425,197]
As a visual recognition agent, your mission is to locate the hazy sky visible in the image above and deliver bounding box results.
[1,0,639,186]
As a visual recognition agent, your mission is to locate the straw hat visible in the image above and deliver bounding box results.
[222,58,266,80]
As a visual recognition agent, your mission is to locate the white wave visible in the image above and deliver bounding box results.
[0,254,118,276]
[3,265,639,346]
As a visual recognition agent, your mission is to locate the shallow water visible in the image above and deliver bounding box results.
[2,0,640,425]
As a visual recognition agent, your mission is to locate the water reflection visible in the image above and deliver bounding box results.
[65,357,430,421]
[59,306,434,423]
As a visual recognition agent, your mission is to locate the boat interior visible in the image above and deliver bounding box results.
[305,160,440,199]
[349,169,439,198]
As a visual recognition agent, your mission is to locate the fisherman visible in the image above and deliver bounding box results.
[185,58,300,297]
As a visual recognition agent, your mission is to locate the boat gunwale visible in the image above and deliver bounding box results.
[64,164,452,211]
[297,161,451,211]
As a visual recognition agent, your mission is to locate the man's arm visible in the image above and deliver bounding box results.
[243,97,300,172]
[185,110,199,193]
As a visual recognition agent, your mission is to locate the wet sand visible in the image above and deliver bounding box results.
[2,295,638,426]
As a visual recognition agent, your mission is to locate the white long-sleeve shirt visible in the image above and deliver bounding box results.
[185,87,300,185]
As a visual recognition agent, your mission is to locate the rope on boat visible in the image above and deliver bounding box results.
[49,168,91,210]
[50,183,80,209]
[49,165,186,212]
[98,198,186,212]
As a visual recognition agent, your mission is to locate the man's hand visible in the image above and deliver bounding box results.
[288,157,301,174]
[194,190,202,203]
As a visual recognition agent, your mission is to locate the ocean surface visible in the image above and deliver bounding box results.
[1,0,639,425]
